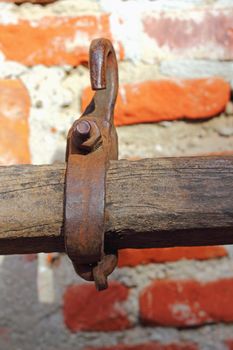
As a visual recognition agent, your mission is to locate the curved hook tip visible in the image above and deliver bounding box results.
[90,48,106,90]
[89,38,117,92]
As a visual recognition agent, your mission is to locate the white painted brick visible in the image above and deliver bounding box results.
[101,0,233,11]
[161,60,233,87]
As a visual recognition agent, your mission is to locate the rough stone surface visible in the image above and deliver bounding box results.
[117,114,233,159]
[20,66,74,164]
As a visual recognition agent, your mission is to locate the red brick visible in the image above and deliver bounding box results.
[84,342,198,350]
[82,78,230,126]
[0,79,30,165]
[0,16,123,66]
[0,328,10,336]
[140,278,233,327]
[143,10,233,59]
[225,340,233,350]
[118,246,227,267]
[63,281,131,332]
[0,327,10,342]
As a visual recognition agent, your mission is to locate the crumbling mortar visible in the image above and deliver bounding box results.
[112,256,233,291]
[0,0,101,23]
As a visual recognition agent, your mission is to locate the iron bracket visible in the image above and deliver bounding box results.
[64,38,119,291]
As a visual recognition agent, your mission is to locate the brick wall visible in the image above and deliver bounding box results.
[0,1,233,349]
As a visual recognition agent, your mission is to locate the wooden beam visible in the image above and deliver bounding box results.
[0,156,233,254]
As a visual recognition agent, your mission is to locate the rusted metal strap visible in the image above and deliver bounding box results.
[64,38,119,291]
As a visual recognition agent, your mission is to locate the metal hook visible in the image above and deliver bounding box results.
[65,38,119,291]
[81,39,118,130]
[90,39,118,115]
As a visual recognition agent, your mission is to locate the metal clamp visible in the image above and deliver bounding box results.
[64,38,119,291]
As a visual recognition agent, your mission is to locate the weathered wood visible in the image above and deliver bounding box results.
[0,156,233,254]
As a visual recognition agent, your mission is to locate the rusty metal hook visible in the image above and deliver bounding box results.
[65,38,119,291]
[72,39,119,156]
[89,38,118,113]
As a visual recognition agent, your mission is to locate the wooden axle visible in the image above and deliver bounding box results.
[0,156,233,255]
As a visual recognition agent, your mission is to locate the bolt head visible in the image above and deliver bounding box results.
[75,120,91,138]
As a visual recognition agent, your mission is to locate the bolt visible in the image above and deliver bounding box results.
[73,120,91,148]
[75,120,91,140]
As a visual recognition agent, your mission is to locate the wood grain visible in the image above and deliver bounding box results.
[0,156,233,254]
